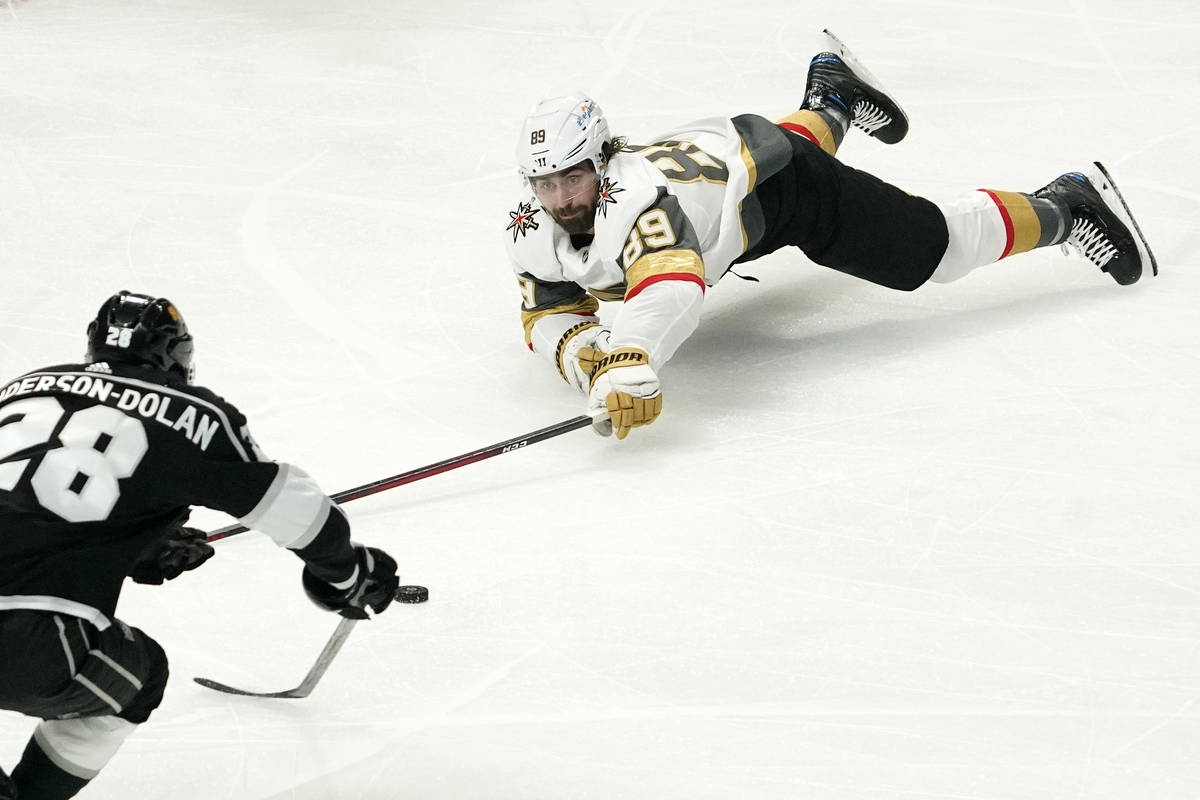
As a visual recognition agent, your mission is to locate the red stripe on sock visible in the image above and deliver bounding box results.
[779,122,820,147]
[980,189,1015,259]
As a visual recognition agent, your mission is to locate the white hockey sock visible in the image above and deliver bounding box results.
[33,716,137,779]
[929,189,1067,283]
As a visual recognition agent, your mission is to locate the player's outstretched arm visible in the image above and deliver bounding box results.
[195,456,399,619]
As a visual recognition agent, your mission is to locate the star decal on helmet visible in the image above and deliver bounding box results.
[598,177,624,218]
[507,201,541,241]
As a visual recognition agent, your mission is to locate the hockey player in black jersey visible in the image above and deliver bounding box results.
[0,291,400,800]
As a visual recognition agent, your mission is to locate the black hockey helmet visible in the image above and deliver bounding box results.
[86,290,195,382]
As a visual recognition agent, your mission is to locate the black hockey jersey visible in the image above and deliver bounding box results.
[0,362,357,629]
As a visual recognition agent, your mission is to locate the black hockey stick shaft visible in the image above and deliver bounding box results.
[205,414,595,543]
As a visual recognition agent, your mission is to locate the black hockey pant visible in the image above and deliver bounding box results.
[0,610,168,724]
[0,610,168,798]
[737,129,950,291]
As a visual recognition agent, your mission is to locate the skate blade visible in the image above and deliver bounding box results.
[1087,161,1159,281]
[819,28,910,126]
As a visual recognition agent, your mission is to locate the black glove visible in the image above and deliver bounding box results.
[302,545,399,620]
[129,526,215,585]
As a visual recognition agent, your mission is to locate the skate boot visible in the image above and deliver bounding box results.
[803,28,909,144]
[1035,162,1158,285]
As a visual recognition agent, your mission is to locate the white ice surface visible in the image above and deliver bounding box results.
[1,1,1198,798]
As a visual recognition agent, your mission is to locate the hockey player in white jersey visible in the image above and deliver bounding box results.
[506,30,1157,440]
[0,291,401,799]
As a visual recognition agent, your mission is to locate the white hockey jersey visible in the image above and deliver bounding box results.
[505,113,793,379]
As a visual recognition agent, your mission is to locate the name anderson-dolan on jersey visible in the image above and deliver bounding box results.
[506,114,793,369]
[0,363,357,630]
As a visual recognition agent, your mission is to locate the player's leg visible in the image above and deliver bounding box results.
[930,163,1156,285]
[778,29,909,156]
[0,611,169,800]
[0,766,14,800]
[737,131,946,288]
[740,131,1155,289]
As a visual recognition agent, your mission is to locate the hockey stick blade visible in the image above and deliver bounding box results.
[191,676,311,699]
[194,616,359,699]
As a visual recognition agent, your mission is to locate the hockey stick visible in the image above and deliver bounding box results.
[194,585,429,699]
[194,615,358,699]
[205,413,597,544]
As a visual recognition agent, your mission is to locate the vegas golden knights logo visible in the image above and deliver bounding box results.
[507,201,541,241]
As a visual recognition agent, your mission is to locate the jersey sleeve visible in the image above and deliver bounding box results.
[515,271,600,350]
[609,189,707,366]
[178,392,358,586]
[610,279,703,367]
[505,195,607,381]
[510,263,605,390]
[618,189,707,298]
[233,462,356,585]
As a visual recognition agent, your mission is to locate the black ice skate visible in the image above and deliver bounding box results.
[1035,162,1158,285]
[803,29,910,144]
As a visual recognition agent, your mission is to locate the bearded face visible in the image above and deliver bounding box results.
[530,163,600,235]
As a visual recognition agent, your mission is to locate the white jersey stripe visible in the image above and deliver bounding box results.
[72,674,122,714]
[0,595,111,631]
[88,649,144,691]
[54,615,77,675]
[239,463,332,549]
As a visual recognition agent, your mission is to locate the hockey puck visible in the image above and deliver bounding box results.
[395,585,429,604]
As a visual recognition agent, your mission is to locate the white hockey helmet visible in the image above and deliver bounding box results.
[516,93,612,179]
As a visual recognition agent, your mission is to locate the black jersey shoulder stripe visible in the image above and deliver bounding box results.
[0,595,113,631]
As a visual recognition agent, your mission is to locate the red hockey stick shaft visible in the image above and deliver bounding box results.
[205,414,595,543]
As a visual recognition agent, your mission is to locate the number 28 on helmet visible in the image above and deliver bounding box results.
[85,290,196,383]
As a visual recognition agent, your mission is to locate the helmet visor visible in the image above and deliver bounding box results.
[529,164,599,235]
